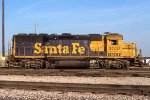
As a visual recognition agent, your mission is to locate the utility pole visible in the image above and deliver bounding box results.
[34,22,37,34]
[8,42,10,56]
[2,0,5,57]
[34,23,37,34]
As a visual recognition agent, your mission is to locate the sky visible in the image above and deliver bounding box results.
[0,0,150,56]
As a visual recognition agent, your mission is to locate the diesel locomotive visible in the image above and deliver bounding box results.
[8,32,142,69]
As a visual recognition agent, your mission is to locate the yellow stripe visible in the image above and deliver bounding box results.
[14,56,134,59]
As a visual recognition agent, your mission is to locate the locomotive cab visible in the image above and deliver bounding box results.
[105,33,136,59]
[105,33,123,58]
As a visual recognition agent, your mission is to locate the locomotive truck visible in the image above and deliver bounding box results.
[8,32,142,69]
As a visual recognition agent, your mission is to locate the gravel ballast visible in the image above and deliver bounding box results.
[0,89,149,100]
[0,75,150,85]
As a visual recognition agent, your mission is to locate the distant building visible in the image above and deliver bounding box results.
[142,57,150,66]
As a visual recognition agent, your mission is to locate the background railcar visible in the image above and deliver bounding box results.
[8,32,142,69]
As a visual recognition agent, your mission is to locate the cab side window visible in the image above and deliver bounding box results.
[111,40,118,45]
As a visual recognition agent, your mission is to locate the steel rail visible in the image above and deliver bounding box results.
[0,81,149,96]
[0,68,149,77]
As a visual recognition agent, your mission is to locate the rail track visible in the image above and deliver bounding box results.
[0,81,149,96]
[0,67,149,77]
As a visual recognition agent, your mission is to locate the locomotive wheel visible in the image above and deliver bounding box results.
[45,59,56,69]
[45,61,50,69]
[104,63,111,69]
[123,61,130,69]
[25,61,30,68]
[21,61,25,67]
[117,64,122,69]
[35,64,40,69]
[99,62,104,69]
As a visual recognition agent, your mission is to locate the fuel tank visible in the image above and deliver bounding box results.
[54,60,90,68]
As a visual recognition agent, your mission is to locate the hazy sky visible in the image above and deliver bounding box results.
[0,0,150,56]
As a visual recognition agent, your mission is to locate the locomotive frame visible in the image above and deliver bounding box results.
[8,32,142,69]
